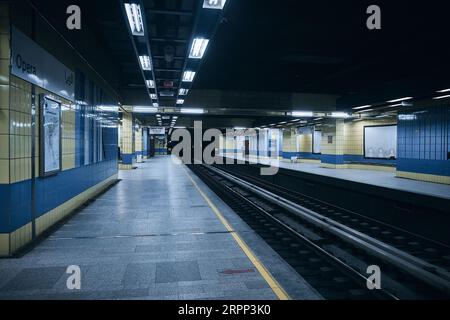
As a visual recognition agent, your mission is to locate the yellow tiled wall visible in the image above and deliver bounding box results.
[61,104,76,170]
[321,120,345,156]
[282,129,297,152]
[298,133,312,153]
[7,76,76,184]
[0,1,10,184]
[9,76,31,183]
[343,119,397,156]
[135,128,142,153]
[121,111,134,154]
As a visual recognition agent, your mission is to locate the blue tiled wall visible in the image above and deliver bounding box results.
[397,105,450,176]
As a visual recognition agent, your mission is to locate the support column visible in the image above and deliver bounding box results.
[320,119,346,168]
[119,111,134,170]
[282,128,298,160]
[135,127,143,163]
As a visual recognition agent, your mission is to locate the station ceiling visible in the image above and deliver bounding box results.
[29,0,450,126]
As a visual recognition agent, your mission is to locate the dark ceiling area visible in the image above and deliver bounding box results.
[194,0,450,102]
[27,0,450,120]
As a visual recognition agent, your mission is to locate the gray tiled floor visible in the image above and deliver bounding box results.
[224,155,450,200]
[0,156,321,300]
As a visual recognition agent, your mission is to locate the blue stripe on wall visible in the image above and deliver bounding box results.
[0,159,118,233]
[343,154,396,165]
[397,159,450,176]
[321,154,345,165]
[121,153,135,165]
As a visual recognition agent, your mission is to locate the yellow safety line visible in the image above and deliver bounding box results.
[183,166,291,300]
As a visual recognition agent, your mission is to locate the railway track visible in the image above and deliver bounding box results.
[188,164,450,300]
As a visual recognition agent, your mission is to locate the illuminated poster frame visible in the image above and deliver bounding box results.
[39,95,62,177]
[364,125,397,160]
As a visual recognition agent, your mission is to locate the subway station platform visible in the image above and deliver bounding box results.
[222,155,450,201]
[0,157,320,300]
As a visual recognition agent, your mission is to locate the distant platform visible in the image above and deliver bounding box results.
[221,154,450,201]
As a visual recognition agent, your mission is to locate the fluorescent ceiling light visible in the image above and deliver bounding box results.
[437,88,450,93]
[234,127,247,130]
[150,94,157,99]
[399,114,417,121]
[292,111,314,117]
[146,80,155,88]
[433,94,450,100]
[133,106,158,113]
[189,38,210,59]
[181,108,204,114]
[124,3,144,36]
[139,56,152,71]
[177,99,185,105]
[352,105,372,110]
[386,103,403,108]
[97,106,119,112]
[387,97,413,103]
[330,112,351,118]
[182,71,196,82]
[203,0,227,9]
[153,103,159,108]
[357,108,374,112]
[179,88,189,95]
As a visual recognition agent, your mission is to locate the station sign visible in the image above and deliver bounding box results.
[11,27,75,102]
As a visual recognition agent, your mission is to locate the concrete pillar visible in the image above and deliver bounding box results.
[282,128,297,160]
[119,111,134,169]
[135,127,143,163]
[320,119,346,168]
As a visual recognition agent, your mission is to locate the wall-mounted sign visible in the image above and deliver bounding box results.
[327,135,334,144]
[40,95,61,177]
[11,27,75,101]
[149,127,165,135]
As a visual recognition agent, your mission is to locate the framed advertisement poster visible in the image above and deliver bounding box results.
[40,95,62,177]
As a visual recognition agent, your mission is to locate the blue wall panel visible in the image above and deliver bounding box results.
[397,105,450,176]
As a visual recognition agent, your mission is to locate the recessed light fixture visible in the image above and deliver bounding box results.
[177,99,185,105]
[387,97,413,103]
[150,94,157,99]
[146,80,155,88]
[133,106,158,113]
[433,94,450,100]
[352,105,372,110]
[180,108,204,114]
[182,71,196,82]
[292,111,314,117]
[124,3,144,36]
[203,0,227,10]
[139,56,152,71]
[179,88,189,96]
[189,38,210,59]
